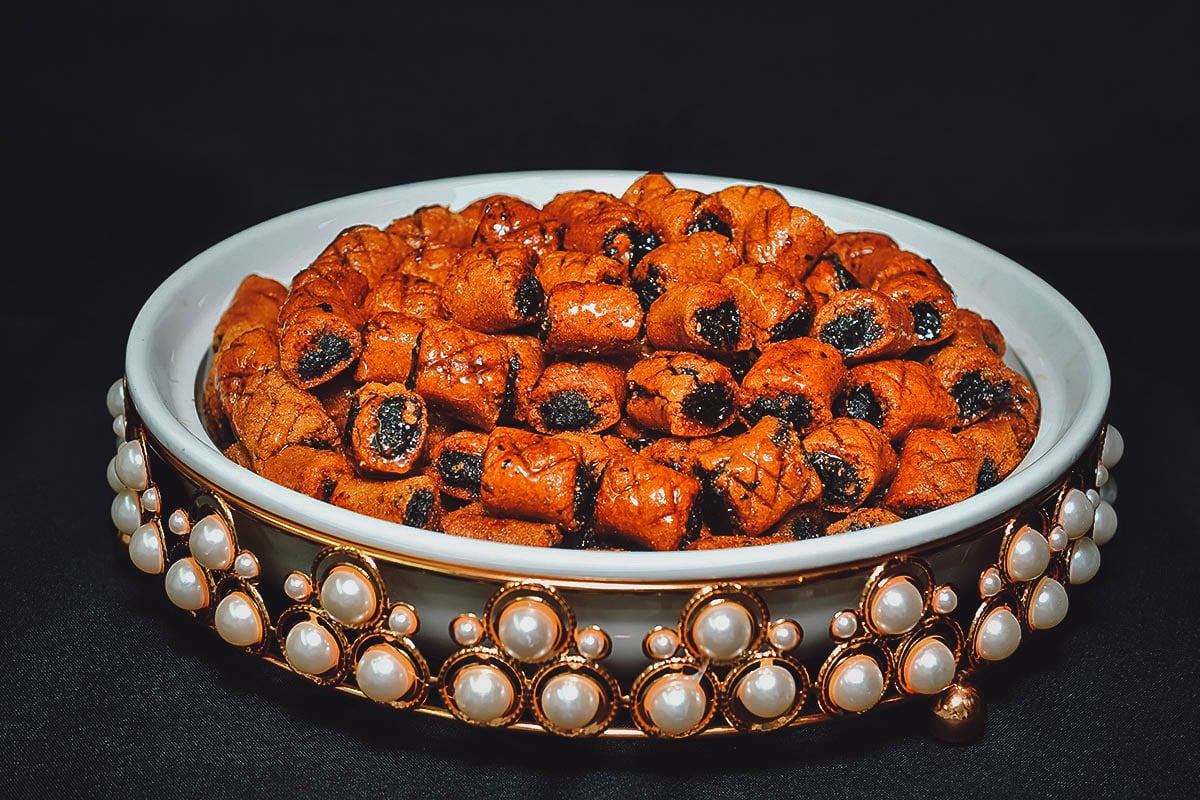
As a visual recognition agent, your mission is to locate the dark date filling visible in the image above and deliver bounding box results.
[684,211,733,239]
[402,488,436,527]
[767,308,813,343]
[976,457,999,493]
[296,333,352,380]
[950,371,1011,422]
[809,451,864,507]
[698,466,742,535]
[372,396,424,459]
[572,462,597,528]
[693,300,741,350]
[819,308,883,357]
[631,262,665,310]
[910,301,942,341]
[742,392,813,431]
[819,252,860,292]
[436,450,483,496]
[603,225,662,269]
[836,385,884,430]
[499,356,521,422]
[785,512,826,540]
[539,391,602,431]
[514,274,545,319]
[680,382,735,428]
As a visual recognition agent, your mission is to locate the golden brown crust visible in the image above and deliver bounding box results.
[802,418,898,513]
[345,383,427,476]
[812,288,915,362]
[441,503,563,547]
[542,280,642,356]
[626,351,739,437]
[212,275,288,348]
[738,337,846,435]
[696,418,824,536]
[593,452,702,551]
[721,263,816,348]
[361,274,445,320]
[836,359,957,442]
[526,361,628,434]
[354,313,423,385]
[441,243,543,333]
[330,474,441,529]
[479,427,588,531]
[825,507,903,535]
[257,445,354,500]
[644,281,748,354]
[229,368,340,463]
[207,172,1038,551]
[414,320,512,431]
[883,428,985,518]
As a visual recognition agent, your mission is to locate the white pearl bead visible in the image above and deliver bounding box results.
[1092,501,1118,546]
[140,487,160,514]
[106,457,123,493]
[112,413,127,439]
[1047,526,1069,553]
[320,565,378,627]
[828,654,885,713]
[869,577,924,635]
[356,644,416,703]
[736,662,797,719]
[496,599,561,662]
[167,509,190,536]
[114,440,149,491]
[691,601,754,661]
[643,673,708,735]
[214,592,263,647]
[128,522,164,574]
[933,586,958,615]
[452,615,484,647]
[111,489,142,535]
[1099,475,1118,505]
[979,568,1003,598]
[1059,489,1094,539]
[106,379,126,418]
[1094,464,1109,488]
[645,628,680,660]
[387,605,418,636]
[1006,526,1051,582]
[164,558,208,610]
[452,663,515,724]
[767,620,801,652]
[903,637,957,695]
[233,552,259,579]
[540,673,602,730]
[975,607,1021,661]
[1028,577,1069,630]
[1101,424,1124,468]
[284,571,312,602]
[1069,537,1102,585]
[285,620,339,675]
[189,514,234,571]
[831,611,859,639]
[575,627,610,660]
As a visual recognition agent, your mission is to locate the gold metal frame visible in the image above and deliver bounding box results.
[107,377,1121,740]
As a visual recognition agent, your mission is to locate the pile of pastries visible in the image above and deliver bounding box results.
[203,173,1039,551]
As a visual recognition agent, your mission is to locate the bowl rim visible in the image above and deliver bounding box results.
[125,169,1111,582]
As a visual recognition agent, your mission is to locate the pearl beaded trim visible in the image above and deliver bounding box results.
[106,377,1122,739]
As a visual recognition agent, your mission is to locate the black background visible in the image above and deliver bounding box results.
[5,2,1200,797]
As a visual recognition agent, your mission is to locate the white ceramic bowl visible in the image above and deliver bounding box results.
[112,171,1119,738]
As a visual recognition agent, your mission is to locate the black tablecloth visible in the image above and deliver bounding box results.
[6,3,1199,796]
